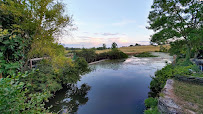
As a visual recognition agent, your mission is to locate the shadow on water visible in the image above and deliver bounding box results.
[45,83,91,114]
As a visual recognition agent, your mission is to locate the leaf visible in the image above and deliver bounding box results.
[2,40,10,45]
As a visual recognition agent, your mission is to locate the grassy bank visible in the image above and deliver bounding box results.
[144,58,202,113]
[174,79,203,113]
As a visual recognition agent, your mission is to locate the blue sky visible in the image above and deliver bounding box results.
[61,0,154,48]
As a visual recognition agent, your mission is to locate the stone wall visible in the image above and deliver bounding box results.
[158,79,182,114]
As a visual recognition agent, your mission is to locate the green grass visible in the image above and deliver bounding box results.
[192,73,203,77]
[174,79,203,113]
[134,52,158,57]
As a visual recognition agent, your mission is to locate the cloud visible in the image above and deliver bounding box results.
[94,32,127,36]
[112,19,136,26]
[61,33,151,48]
[78,36,92,39]
[94,32,121,36]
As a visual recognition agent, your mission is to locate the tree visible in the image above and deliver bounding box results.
[0,0,72,76]
[102,43,107,49]
[148,0,203,60]
[111,42,118,49]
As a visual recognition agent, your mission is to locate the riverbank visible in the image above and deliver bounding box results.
[145,52,203,113]
[158,78,203,114]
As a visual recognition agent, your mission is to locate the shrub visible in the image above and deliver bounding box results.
[108,49,128,59]
[0,72,50,113]
[149,64,174,96]
[144,107,160,114]
[144,97,158,108]
[75,48,97,63]
[21,57,90,93]
[75,48,128,63]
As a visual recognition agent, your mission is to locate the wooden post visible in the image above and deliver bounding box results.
[172,55,177,66]
[30,60,32,69]
[0,73,2,79]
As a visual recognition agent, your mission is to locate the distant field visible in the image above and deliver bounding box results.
[95,49,111,54]
[96,45,170,55]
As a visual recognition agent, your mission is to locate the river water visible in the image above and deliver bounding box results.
[46,53,172,114]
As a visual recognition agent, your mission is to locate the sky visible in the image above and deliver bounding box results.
[61,0,154,48]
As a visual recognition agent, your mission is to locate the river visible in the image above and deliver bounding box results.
[45,52,173,114]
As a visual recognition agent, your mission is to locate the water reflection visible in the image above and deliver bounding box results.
[46,84,91,114]
[90,59,126,71]
[46,53,172,114]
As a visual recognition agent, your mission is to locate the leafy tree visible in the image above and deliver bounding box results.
[111,42,118,49]
[0,0,72,76]
[148,0,203,60]
[102,43,107,49]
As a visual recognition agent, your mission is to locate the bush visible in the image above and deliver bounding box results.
[75,48,97,63]
[144,107,160,114]
[149,64,174,97]
[0,72,50,113]
[21,58,90,93]
[149,60,201,98]
[75,48,128,63]
[144,97,158,108]
[108,49,128,59]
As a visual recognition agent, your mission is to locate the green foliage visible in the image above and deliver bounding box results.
[144,95,159,113]
[103,43,107,49]
[144,107,160,114]
[0,0,72,70]
[149,60,201,98]
[159,45,168,52]
[144,97,158,108]
[61,57,90,84]
[76,48,128,63]
[148,0,203,60]
[0,72,50,113]
[75,48,97,63]
[22,65,62,93]
[108,48,128,59]
[150,64,174,97]
[22,58,90,93]
[0,0,86,113]
[134,52,158,57]
[0,29,29,77]
[111,42,118,49]
[169,40,187,57]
